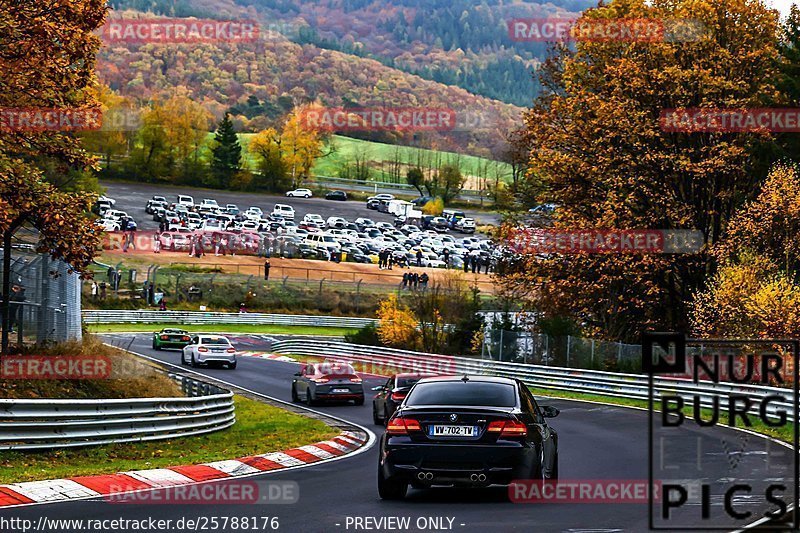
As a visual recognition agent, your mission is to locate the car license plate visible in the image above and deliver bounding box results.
[332,388,349,393]
[430,425,476,437]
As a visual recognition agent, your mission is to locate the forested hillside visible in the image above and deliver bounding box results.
[108,0,595,106]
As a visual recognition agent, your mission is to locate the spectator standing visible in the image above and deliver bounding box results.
[416,249,422,267]
[159,299,167,311]
[264,260,271,281]
[471,255,478,274]
[9,284,24,333]
[195,236,205,258]
[153,232,161,254]
[420,272,429,290]
[484,256,491,274]
[189,235,196,257]
[443,249,450,266]
[463,253,470,273]
[412,272,419,290]
[387,254,394,270]
[90,281,98,301]
[99,281,107,300]
[402,272,409,289]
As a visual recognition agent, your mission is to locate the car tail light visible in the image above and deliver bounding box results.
[198,347,209,352]
[349,376,362,383]
[487,420,527,437]
[386,417,421,435]
[312,377,330,383]
[182,336,190,341]
[226,347,236,353]
[160,335,168,340]
[390,392,406,402]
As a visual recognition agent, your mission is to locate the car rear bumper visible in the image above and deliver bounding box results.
[381,440,536,486]
[156,341,190,349]
[196,354,236,364]
[315,392,364,402]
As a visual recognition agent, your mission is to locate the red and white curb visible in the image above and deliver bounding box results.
[0,431,366,508]
[238,351,296,362]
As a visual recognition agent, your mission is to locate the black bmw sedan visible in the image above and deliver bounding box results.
[377,375,559,500]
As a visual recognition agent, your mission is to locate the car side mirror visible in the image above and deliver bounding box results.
[541,405,560,418]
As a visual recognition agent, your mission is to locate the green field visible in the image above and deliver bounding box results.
[206,133,511,186]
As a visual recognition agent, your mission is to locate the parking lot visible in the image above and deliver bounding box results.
[101,181,499,232]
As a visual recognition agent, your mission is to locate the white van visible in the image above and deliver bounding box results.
[273,204,295,220]
[304,233,341,253]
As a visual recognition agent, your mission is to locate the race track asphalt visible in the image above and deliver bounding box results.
[2,334,794,533]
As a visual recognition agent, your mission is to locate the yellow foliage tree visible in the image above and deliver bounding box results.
[376,294,419,349]
[421,197,444,215]
[281,106,323,188]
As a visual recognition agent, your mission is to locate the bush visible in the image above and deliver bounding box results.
[344,322,382,346]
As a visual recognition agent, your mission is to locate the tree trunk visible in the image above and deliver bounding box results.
[1,230,12,356]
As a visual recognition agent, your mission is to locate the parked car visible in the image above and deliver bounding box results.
[292,361,364,405]
[326,190,348,201]
[430,217,451,233]
[286,188,313,198]
[411,196,433,206]
[152,328,191,350]
[181,335,237,369]
[455,217,476,234]
[272,204,296,220]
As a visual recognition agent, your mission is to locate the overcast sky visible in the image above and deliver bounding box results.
[766,0,795,17]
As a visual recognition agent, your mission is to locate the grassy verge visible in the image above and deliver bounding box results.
[0,395,338,484]
[530,386,794,444]
[88,323,358,336]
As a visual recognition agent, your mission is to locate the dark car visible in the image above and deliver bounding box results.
[372,373,432,425]
[377,375,559,500]
[326,190,348,201]
[152,328,191,350]
[366,198,382,210]
[292,361,364,406]
[411,196,433,206]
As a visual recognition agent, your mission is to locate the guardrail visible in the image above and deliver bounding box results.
[0,374,235,451]
[82,310,378,329]
[271,339,796,422]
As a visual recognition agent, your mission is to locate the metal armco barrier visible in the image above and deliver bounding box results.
[0,374,235,450]
[271,340,796,422]
[82,310,378,329]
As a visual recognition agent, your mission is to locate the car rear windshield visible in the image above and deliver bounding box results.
[317,363,356,375]
[397,377,423,388]
[405,382,517,407]
[200,337,230,345]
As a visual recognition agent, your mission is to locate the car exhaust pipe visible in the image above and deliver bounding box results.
[470,474,479,482]
[424,472,433,480]
[477,474,487,482]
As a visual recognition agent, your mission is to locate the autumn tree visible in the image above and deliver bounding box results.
[281,107,323,188]
[0,1,106,353]
[376,294,419,349]
[691,165,800,338]
[210,113,243,188]
[80,84,137,170]
[500,0,782,341]
[249,127,291,192]
[406,167,425,195]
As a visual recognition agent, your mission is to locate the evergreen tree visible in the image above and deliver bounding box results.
[211,113,242,187]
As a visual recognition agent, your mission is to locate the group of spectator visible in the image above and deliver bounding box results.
[401,271,429,290]
[463,252,491,274]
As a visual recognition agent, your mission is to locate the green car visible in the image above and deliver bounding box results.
[152,328,191,350]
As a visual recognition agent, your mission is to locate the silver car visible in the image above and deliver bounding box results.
[182,335,237,369]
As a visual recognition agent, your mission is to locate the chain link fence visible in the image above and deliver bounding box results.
[0,247,82,347]
[482,329,642,372]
